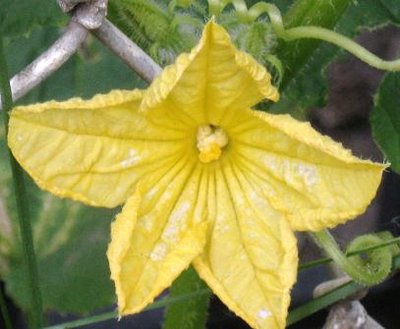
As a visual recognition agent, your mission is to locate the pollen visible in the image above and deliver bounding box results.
[196,124,228,163]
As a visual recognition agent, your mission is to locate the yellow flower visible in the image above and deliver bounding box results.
[8,21,385,329]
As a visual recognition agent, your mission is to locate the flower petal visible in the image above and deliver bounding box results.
[107,159,208,315]
[193,160,297,329]
[140,21,279,125]
[231,109,387,231]
[8,90,188,207]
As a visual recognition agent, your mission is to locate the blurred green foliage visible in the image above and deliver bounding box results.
[0,0,65,38]
[372,72,400,173]
[1,0,400,325]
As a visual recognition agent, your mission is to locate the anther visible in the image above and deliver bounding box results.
[196,125,228,163]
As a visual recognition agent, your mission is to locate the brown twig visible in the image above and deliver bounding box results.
[93,20,162,83]
[0,0,161,109]
[2,21,88,107]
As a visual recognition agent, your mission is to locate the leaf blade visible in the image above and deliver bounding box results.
[371,72,400,173]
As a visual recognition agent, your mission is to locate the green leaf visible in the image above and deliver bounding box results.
[275,0,352,89]
[338,0,400,34]
[264,0,352,117]
[163,266,211,329]
[0,0,65,38]
[371,72,400,173]
[270,0,400,117]
[276,0,400,91]
[380,0,400,21]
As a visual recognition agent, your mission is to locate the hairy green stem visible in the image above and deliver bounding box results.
[247,2,400,71]
[0,37,43,329]
[283,26,400,71]
[291,253,400,325]
[44,289,211,329]
[42,252,400,329]
[207,0,228,16]
[209,0,255,23]
[0,288,13,329]
[312,230,393,286]
[215,1,400,71]
[300,235,400,270]
[287,279,362,325]
[274,0,351,88]
[42,281,364,329]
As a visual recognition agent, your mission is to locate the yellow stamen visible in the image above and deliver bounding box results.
[196,125,228,163]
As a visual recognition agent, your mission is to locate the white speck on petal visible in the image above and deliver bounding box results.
[162,226,178,243]
[297,163,319,187]
[170,202,191,224]
[249,190,269,209]
[216,222,230,234]
[162,202,191,242]
[120,148,140,168]
[147,186,158,198]
[139,214,154,231]
[282,160,294,184]
[257,309,272,320]
[16,135,23,141]
[150,242,168,261]
[248,231,257,238]
[162,188,173,201]
[263,156,277,171]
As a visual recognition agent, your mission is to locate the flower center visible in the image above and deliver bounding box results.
[196,124,228,163]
